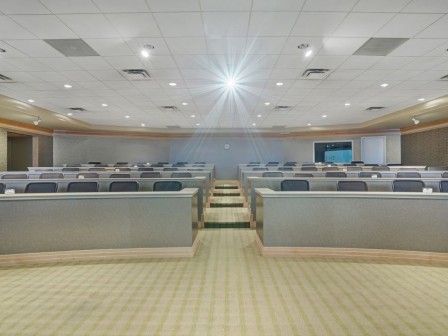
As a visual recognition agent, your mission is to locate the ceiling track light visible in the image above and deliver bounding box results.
[141,44,154,58]
[412,116,420,125]
[33,116,41,126]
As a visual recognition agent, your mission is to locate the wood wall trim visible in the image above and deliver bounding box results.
[255,235,448,263]
[0,235,200,266]
[0,117,53,136]
[400,117,448,135]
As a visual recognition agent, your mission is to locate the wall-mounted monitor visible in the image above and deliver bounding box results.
[314,141,353,163]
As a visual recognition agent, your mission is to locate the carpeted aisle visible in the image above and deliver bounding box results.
[0,229,447,336]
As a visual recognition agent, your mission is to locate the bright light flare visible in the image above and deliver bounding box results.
[226,79,236,89]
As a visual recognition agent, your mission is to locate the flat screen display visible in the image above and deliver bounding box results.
[314,141,353,163]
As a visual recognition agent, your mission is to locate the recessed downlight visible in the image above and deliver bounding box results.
[305,50,313,58]
[264,102,270,106]
[380,83,389,87]
[67,112,73,116]
[169,82,177,86]
[307,123,311,126]
[322,114,327,118]
[196,123,200,126]
[190,114,195,118]
[141,50,149,58]
[276,82,284,86]
[252,123,256,126]
[64,84,72,88]
[101,103,108,107]
[226,79,236,88]
[418,98,425,101]
[125,115,130,119]
[345,102,351,106]
[28,99,35,103]
[182,102,188,106]
[257,114,262,118]
[140,45,154,58]
[141,123,146,127]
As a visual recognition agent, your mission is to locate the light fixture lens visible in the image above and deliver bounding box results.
[418,98,425,101]
[226,79,236,88]
[169,82,177,86]
[307,123,311,126]
[141,123,146,127]
[252,123,256,126]
[322,114,327,118]
[28,99,35,103]
[276,82,284,86]
[125,115,130,119]
[182,102,188,106]
[305,50,313,57]
[264,102,270,106]
[190,114,195,118]
[257,114,262,118]
[345,103,351,106]
[67,113,73,116]
[380,83,389,87]
[64,84,72,88]
[196,123,200,126]
[141,49,149,58]
[102,103,108,107]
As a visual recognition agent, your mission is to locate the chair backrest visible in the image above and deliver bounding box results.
[153,181,182,191]
[177,162,188,165]
[281,180,309,191]
[25,182,58,193]
[392,180,425,192]
[88,161,101,164]
[193,164,205,167]
[109,181,139,192]
[140,172,162,178]
[1,174,28,179]
[249,162,260,164]
[301,166,317,171]
[351,161,364,165]
[266,163,278,166]
[163,167,178,171]
[89,167,105,171]
[115,167,131,171]
[171,172,192,178]
[284,162,297,166]
[347,166,362,171]
[396,172,421,178]
[109,173,130,178]
[262,171,283,177]
[322,167,339,171]
[151,163,164,167]
[195,162,206,164]
[442,172,448,178]
[440,181,448,192]
[62,167,79,172]
[95,164,108,167]
[426,166,448,171]
[376,166,390,171]
[0,183,5,194]
[247,164,259,167]
[325,172,347,178]
[337,181,368,192]
[158,162,169,165]
[294,173,314,177]
[364,164,379,167]
[253,167,268,171]
[115,162,128,165]
[77,173,99,179]
[67,182,99,192]
[39,173,64,179]
[68,164,82,167]
[173,163,185,167]
[138,167,154,171]
[267,161,279,164]
[278,167,293,171]
[359,172,382,178]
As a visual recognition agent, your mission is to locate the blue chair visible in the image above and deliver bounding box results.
[25,182,58,193]
[281,180,309,191]
[392,180,425,192]
[337,181,368,192]
[109,181,139,192]
[153,181,182,191]
[67,182,99,192]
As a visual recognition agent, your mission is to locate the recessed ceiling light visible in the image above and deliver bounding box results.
[141,49,149,58]
[252,123,256,126]
[418,98,425,101]
[28,99,35,103]
[182,102,188,106]
[257,114,262,118]
[190,114,195,118]
[125,115,130,119]
[322,114,327,118]
[141,123,146,127]
[307,123,311,126]
[67,112,73,116]
[380,83,389,87]
[276,82,284,86]
[305,50,313,58]
[264,102,270,106]
[101,103,108,107]
[196,123,200,126]
[226,79,236,88]
[169,82,177,86]
[64,84,72,88]
[345,102,351,106]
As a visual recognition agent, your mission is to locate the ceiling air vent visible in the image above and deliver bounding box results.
[274,106,292,111]
[365,107,385,111]
[301,69,331,80]
[68,107,86,112]
[0,74,14,82]
[166,125,181,129]
[161,106,178,111]
[440,74,448,80]
[121,69,151,81]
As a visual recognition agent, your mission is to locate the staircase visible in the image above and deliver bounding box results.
[204,180,251,228]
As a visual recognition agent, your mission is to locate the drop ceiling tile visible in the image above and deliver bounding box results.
[417,15,448,38]
[282,37,325,55]
[173,55,209,68]
[165,37,207,54]
[40,0,100,14]
[307,55,349,69]
[0,41,27,57]
[104,56,144,69]
[303,0,357,11]
[371,56,416,69]
[57,14,120,38]
[31,71,68,82]
[6,40,64,57]
[59,70,98,81]
[248,12,299,36]
[0,16,37,39]
[143,55,177,68]
[153,13,204,37]
[35,57,82,71]
[125,38,171,55]
[10,15,77,39]
[206,37,246,54]
[389,39,446,56]
[202,12,250,37]
[105,13,161,38]
[84,39,134,56]
[333,13,395,38]
[5,58,51,71]
[339,55,383,69]
[199,0,252,11]
[291,12,347,37]
[93,0,149,12]
[400,56,446,70]
[0,61,21,71]
[352,0,410,12]
[375,14,443,38]
[146,0,200,12]
[354,69,390,80]
[270,68,303,79]
[246,37,288,54]
[382,70,423,81]
[320,38,369,56]
[252,0,305,11]
[0,71,41,82]
[275,54,310,68]
[0,0,51,14]
[403,0,448,13]
[150,69,183,80]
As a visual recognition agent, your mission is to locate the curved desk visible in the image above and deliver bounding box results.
[0,189,199,266]
[255,188,448,262]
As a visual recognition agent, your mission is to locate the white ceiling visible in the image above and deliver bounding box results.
[0,0,448,130]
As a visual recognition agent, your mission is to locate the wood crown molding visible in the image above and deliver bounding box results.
[400,117,448,135]
[0,117,53,136]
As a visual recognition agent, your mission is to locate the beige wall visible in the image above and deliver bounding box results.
[0,129,6,171]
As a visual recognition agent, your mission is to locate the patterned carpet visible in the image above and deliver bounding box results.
[1,229,447,336]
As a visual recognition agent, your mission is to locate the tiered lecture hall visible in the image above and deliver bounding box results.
[1,1,448,335]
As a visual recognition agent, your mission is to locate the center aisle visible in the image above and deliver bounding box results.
[204,180,251,228]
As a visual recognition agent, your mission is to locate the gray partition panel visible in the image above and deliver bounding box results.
[255,189,448,253]
[0,189,198,254]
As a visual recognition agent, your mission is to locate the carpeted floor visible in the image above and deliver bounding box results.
[0,229,447,336]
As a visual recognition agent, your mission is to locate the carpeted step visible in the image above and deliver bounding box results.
[209,196,245,208]
[204,208,250,228]
[212,189,241,196]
